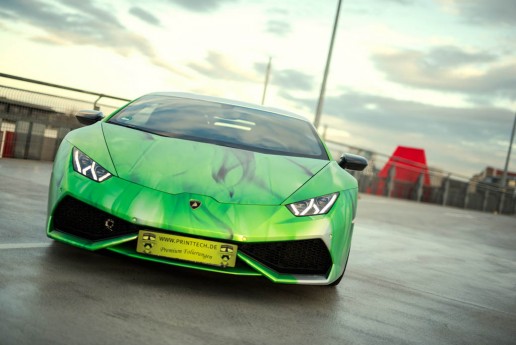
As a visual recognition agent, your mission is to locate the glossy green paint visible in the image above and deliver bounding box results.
[47,102,360,285]
[48,149,352,243]
[102,123,329,205]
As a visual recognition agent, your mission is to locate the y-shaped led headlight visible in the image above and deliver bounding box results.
[72,147,112,182]
[286,192,339,216]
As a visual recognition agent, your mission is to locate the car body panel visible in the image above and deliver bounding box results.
[101,122,329,205]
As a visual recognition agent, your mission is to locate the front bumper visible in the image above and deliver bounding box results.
[47,143,356,285]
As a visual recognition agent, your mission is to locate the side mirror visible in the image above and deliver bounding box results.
[76,110,104,126]
[338,153,368,171]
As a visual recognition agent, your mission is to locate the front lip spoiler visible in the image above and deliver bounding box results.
[47,227,334,285]
[106,244,332,284]
[47,224,138,251]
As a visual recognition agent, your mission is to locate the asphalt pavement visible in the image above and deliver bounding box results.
[0,158,515,345]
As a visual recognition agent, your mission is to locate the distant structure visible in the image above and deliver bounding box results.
[470,166,516,192]
[0,97,79,160]
[374,146,431,199]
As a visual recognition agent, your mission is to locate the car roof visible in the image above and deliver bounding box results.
[145,92,310,123]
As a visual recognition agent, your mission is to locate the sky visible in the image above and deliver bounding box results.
[0,0,515,177]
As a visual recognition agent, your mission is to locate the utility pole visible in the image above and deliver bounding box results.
[498,112,516,214]
[313,0,342,130]
[261,57,272,105]
[322,124,328,140]
[500,112,516,188]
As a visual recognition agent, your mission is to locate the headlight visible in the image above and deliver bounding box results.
[286,192,339,216]
[72,147,112,182]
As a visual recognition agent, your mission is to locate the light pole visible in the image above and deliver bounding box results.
[261,57,272,105]
[500,112,516,188]
[314,0,342,130]
[498,112,515,214]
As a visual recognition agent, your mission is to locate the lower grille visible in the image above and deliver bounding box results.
[239,239,332,275]
[53,196,139,241]
[52,197,332,275]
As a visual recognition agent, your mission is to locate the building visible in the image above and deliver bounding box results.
[470,166,516,193]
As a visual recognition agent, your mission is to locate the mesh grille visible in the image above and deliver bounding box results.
[53,196,139,240]
[240,239,332,275]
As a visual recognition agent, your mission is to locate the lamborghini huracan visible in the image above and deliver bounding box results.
[46,92,367,285]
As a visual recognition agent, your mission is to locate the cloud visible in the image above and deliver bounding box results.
[252,63,314,91]
[166,0,237,12]
[263,5,291,36]
[1,0,137,52]
[438,0,516,27]
[372,46,516,98]
[284,89,514,174]
[272,70,314,91]
[425,45,498,67]
[129,7,161,26]
[188,51,260,81]
[266,19,291,36]
[61,0,122,26]
[0,0,186,75]
[266,8,289,16]
[384,0,415,4]
[30,35,69,45]
[322,92,511,143]
[0,9,17,20]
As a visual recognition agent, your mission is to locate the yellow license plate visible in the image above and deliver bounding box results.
[136,231,238,268]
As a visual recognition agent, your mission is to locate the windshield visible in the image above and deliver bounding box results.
[108,95,328,160]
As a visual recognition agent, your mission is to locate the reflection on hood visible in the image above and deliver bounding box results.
[103,123,329,205]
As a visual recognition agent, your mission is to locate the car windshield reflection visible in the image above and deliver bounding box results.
[108,95,328,160]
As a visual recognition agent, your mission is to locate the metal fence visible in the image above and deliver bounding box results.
[0,73,129,161]
[1,72,515,215]
[326,141,516,215]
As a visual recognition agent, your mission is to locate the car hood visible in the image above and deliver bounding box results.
[102,123,329,205]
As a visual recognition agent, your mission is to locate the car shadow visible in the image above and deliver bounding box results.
[41,241,345,309]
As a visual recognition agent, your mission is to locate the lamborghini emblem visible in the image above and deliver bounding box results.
[190,200,201,209]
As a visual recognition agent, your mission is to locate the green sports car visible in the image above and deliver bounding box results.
[46,92,367,286]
